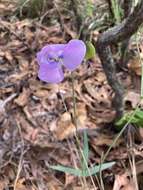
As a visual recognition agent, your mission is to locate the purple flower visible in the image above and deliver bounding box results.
[37,39,86,83]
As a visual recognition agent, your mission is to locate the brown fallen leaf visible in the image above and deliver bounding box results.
[15,56,29,72]
[73,187,97,190]
[0,0,16,16]
[55,103,88,140]
[139,128,143,139]
[4,51,13,63]
[14,88,30,107]
[65,174,76,187]
[83,81,111,107]
[55,112,75,140]
[124,91,143,108]
[89,107,116,124]
[113,173,136,190]
[0,178,9,190]
[8,71,30,81]
[73,103,87,129]
[47,180,63,190]
[14,178,34,190]
[128,43,143,76]
[128,55,141,76]
[91,133,123,147]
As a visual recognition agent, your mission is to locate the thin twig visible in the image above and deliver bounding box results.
[0,93,17,111]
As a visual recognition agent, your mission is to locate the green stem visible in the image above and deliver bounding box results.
[71,72,97,189]
[71,72,77,129]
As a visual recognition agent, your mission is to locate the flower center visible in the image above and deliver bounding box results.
[47,51,63,64]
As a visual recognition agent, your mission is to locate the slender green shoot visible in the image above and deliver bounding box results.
[111,0,122,24]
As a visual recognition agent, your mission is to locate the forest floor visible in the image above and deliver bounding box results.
[0,0,143,189]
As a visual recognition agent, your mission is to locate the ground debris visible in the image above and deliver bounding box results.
[0,1,143,189]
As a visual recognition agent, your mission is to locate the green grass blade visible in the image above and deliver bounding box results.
[81,130,89,175]
[111,0,122,24]
[83,130,89,163]
[49,161,115,177]
[82,162,115,177]
[49,165,82,176]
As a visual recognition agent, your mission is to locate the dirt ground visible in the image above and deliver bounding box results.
[0,0,143,189]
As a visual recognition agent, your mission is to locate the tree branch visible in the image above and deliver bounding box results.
[120,0,133,63]
[96,1,143,119]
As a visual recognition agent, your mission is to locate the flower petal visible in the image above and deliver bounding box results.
[38,62,64,83]
[63,39,86,71]
[37,44,66,65]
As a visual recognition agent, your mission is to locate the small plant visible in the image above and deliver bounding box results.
[36,39,115,181]
[49,131,115,177]
[116,108,143,130]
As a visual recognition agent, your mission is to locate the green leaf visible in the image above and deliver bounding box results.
[115,108,143,130]
[134,109,143,120]
[82,162,115,177]
[85,41,96,60]
[49,162,115,177]
[83,131,89,162]
[115,115,127,126]
[82,131,89,171]
[111,0,122,24]
[49,165,82,176]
